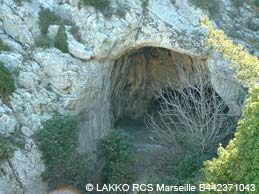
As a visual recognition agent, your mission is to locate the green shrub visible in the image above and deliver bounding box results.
[176,153,211,180]
[96,129,136,184]
[35,35,52,48]
[0,39,10,51]
[201,18,259,189]
[0,62,15,99]
[79,0,113,18]
[233,0,244,7]
[38,7,63,35]
[201,17,259,86]
[13,0,32,6]
[157,151,214,193]
[189,0,220,18]
[247,19,259,31]
[115,3,127,18]
[38,115,92,192]
[204,87,259,187]
[54,26,69,53]
[141,0,149,9]
[237,87,248,106]
[0,137,14,160]
[254,0,259,7]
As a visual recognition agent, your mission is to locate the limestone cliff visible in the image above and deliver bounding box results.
[0,0,255,193]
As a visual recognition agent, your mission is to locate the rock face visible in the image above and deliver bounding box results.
[0,0,254,193]
[111,47,207,119]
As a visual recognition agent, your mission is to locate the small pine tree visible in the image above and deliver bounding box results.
[54,26,69,53]
[38,7,63,35]
[0,62,15,98]
[0,137,14,160]
[254,0,259,7]
[233,0,244,7]
[0,39,10,51]
[38,115,92,192]
[35,35,52,48]
[96,129,135,184]
[79,0,112,18]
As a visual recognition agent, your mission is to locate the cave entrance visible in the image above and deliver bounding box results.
[111,47,211,180]
[111,47,207,119]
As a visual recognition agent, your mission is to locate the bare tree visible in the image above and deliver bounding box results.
[146,63,236,153]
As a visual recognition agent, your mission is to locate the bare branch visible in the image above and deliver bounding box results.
[145,63,236,153]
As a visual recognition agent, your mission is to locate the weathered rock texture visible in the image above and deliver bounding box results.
[111,47,207,119]
[0,0,254,193]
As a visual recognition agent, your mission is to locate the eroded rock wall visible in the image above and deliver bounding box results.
[111,47,207,119]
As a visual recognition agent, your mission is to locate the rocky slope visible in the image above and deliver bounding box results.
[0,0,256,193]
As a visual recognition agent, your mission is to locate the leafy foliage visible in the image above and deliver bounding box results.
[54,26,69,53]
[254,0,259,7]
[38,7,63,35]
[38,115,92,192]
[35,35,52,48]
[201,17,259,86]
[0,39,10,51]
[96,129,136,184]
[189,0,220,18]
[37,7,69,53]
[13,0,32,6]
[115,3,127,18]
[0,137,14,160]
[177,152,211,180]
[141,0,149,9]
[0,62,15,99]
[247,18,259,31]
[201,17,259,188]
[79,0,112,18]
[204,87,259,186]
[151,152,211,194]
[233,0,244,7]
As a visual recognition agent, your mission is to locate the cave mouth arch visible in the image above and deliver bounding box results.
[110,46,208,121]
[109,46,236,180]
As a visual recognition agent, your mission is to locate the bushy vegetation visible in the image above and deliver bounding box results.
[205,87,259,186]
[201,17,259,86]
[0,62,15,99]
[54,26,69,53]
[13,0,32,6]
[233,0,244,7]
[79,0,112,18]
[201,17,259,188]
[254,0,259,7]
[247,18,259,31]
[37,7,69,53]
[38,7,63,35]
[0,39,10,51]
[176,152,210,181]
[189,0,220,18]
[38,115,93,192]
[147,150,213,194]
[35,35,52,48]
[96,129,136,185]
[115,3,127,18]
[141,0,149,9]
[149,17,259,190]
[0,137,14,160]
